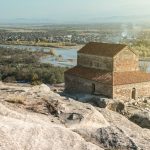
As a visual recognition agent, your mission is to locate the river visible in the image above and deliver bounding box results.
[0,44,150,72]
[0,44,77,67]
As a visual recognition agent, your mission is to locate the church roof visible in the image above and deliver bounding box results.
[65,66,112,85]
[113,71,150,85]
[65,66,150,85]
[78,42,128,57]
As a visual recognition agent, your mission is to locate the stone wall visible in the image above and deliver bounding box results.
[65,74,150,101]
[113,82,150,100]
[65,74,112,97]
[113,48,139,72]
[65,74,92,94]
[77,53,113,71]
[78,48,139,72]
[95,83,112,98]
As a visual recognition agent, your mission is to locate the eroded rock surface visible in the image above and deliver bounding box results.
[0,82,150,150]
[129,110,150,129]
[125,98,150,129]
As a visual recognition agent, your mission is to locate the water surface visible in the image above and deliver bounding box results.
[0,44,77,67]
[1,44,150,71]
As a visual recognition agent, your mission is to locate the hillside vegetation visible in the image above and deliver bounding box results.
[0,47,67,84]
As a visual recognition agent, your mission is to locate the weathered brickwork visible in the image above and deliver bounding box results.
[65,73,150,100]
[65,42,150,100]
[77,53,113,71]
[65,74,92,94]
[113,48,139,72]
[113,82,150,100]
[78,48,139,72]
[65,74,112,97]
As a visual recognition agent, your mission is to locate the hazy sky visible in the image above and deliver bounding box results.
[0,0,150,23]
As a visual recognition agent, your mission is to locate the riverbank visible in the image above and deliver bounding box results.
[0,41,83,49]
[1,43,150,70]
[0,43,78,67]
[0,47,66,84]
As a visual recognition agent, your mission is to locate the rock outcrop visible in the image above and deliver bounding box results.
[129,110,150,129]
[0,103,103,150]
[0,82,150,150]
[125,98,150,129]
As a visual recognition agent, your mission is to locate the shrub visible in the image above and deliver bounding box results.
[0,47,67,84]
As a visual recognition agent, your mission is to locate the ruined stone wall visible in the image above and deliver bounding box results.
[113,48,139,72]
[65,74,112,97]
[113,82,150,100]
[77,53,113,71]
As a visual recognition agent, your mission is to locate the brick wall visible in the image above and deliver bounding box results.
[113,48,139,72]
[65,74,92,94]
[78,48,139,72]
[65,74,112,97]
[65,74,150,100]
[65,47,148,100]
[113,82,150,100]
[77,53,113,71]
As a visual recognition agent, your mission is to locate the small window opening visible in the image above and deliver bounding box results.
[132,88,136,100]
[92,83,95,94]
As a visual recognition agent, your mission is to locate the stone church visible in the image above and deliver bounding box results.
[64,42,150,100]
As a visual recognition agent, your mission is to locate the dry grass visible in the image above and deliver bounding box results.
[6,95,26,105]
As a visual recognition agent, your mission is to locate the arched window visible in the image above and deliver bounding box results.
[132,88,136,100]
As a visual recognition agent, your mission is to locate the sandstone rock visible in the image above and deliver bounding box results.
[0,81,3,85]
[88,97,110,108]
[32,84,51,93]
[0,82,150,150]
[99,108,150,150]
[106,100,125,114]
[0,104,103,150]
[124,97,150,128]
[129,110,150,129]
[143,99,148,103]
[74,126,138,150]
[25,99,61,116]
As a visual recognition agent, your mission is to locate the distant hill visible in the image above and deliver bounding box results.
[1,15,150,25]
[92,15,150,23]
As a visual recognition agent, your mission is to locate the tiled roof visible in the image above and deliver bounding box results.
[113,71,150,85]
[78,42,127,57]
[65,66,150,85]
[65,66,113,85]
